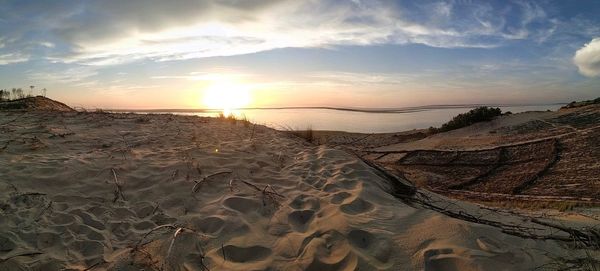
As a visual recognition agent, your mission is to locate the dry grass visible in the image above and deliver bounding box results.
[286,125,315,143]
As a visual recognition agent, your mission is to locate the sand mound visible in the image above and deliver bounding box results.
[0,111,596,270]
[0,96,74,112]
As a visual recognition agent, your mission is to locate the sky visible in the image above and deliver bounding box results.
[0,0,599,109]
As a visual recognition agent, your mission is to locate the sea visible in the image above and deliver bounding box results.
[114,104,565,133]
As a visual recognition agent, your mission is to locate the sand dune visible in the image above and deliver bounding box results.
[0,111,597,270]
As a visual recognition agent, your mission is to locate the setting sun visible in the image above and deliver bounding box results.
[202,81,251,114]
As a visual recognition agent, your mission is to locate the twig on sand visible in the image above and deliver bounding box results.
[114,131,131,160]
[33,201,53,223]
[531,218,600,247]
[0,252,43,263]
[0,139,15,152]
[163,227,184,269]
[192,171,233,194]
[261,184,285,207]
[133,224,177,250]
[250,123,256,141]
[237,180,285,207]
[228,179,237,192]
[169,169,179,182]
[133,225,210,270]
[151,202,160,215]
[2,181,18,193]
[239,179,261,191]
[13,192,46,199]
[83,259,107,271]
[111,168,126,202]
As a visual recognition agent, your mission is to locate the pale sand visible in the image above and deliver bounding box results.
[372,111,558,152]
[0,111,596,270]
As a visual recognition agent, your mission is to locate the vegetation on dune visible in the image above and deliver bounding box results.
[562,97,600,109]
[0,86,48,101]
[0,94,73,111]
[430,106,503,133]
[289,126,314,143]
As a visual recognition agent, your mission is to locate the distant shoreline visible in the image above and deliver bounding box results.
[103,103,567,114]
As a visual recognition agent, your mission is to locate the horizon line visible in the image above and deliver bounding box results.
[99,102,566,114]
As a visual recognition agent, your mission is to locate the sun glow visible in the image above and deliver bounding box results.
[202,81,252,115]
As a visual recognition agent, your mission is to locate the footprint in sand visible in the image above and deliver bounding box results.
[300,230,358,271]
[133,201,156,218]
[190,216,225,235]
[288,209,315,232]
[423,248,478,271]
[223,196,261,214]
[49,212,76,225]
[305,254,357,271]
[108,222,131,241]
[348,229,392,264]
[70,209,105,230]
[340,197,374,215]
[330,192,351,204]
[304,176,327,189]
[71,240,105,258]
[36,231,60,249]
[0,232,17,252]
[289,194,320,210]
[348,229,375,249]
[323,179,358,193]
[476,237,509,254]
[133,220,156,231]
[219,245,271,263]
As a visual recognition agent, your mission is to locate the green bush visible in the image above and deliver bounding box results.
[431,106,502,133]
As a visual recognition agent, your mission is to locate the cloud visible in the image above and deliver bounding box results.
[27,66,98,83]
[0,0,561,65]
[0,53,29,65]
[574,38,600,77]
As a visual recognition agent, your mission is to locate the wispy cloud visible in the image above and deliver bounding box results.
[0,0,563,66]
[151,70,251,81]
[0,53,28,65]
[27,67,98,84]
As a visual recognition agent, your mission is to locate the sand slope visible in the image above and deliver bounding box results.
[0,111,595,270]
[0,96,74,112]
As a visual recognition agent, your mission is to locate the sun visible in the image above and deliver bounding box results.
[202,81,251,115]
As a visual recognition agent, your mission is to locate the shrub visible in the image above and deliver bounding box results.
[432,106,502,133]
[562,97,600,109]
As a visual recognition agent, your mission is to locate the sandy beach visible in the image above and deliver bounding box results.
[1,109,598,270]
[2,1,600,269]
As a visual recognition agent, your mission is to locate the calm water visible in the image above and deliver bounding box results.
[127,104,564,133]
